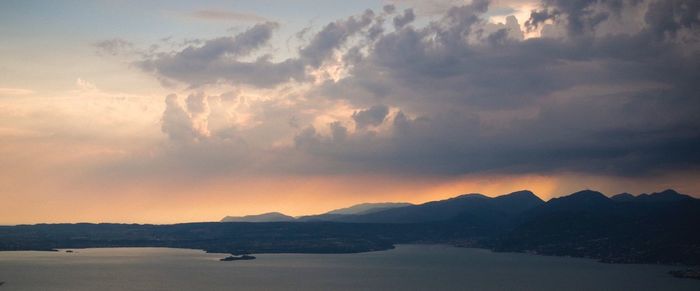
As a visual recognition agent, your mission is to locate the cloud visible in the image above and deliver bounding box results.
[644,0,700,39]
[352,105,389,129]
[523,0,617,35]
[383,4,397,14]
[162,94,200,142]
[138,22,307,87]
[524,0,700,38]
[393,9,416,29]
[483,15,525,42]
[94,38,134,56]
[138,9,390,88]
[171,21,278,60]
[299,9,377,68]
[294,0,700,176]
[124,0,700,179]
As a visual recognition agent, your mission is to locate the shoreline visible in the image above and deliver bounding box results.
[2,243,698,275]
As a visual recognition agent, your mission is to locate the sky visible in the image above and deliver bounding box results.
[1,0,699,224]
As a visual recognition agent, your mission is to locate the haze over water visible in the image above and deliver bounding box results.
[1,245,698,291]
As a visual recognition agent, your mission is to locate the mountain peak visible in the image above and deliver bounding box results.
[544,190,612,211]
[656,189,681,196]
[637,189,692,202]
[452,193,489,200]
[497,190,542,201]
[492,190,545,214]
[568,189,607,198]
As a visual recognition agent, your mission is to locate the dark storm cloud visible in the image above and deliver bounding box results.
[526,0,700,38]
[644,0,700,38]
[524,0,626,35]
[297,0,700,176]
[136,0,700,178]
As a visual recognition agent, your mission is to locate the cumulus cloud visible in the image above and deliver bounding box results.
[309,0,698,176]
[138,22,306,87]
[523,0,618,35]
[299,9,377,68]
[138,9,389,88]
[94,38,134,56]
[125,0,700,179]
[525,0,699,38]
[393,9,416,29]
[352,105,390,129]
[162,94,200,142]
[383,4,397,14]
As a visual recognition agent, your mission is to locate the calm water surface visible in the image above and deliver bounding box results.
[0,245,698,291]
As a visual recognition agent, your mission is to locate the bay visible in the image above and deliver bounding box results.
[0,245,698,290]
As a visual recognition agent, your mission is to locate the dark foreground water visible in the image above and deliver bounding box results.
[0,245,699,291]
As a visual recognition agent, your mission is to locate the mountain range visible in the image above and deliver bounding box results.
[1,189,699,266]
[220,202,414,223]
[220,191,544,224]
[222,189,693,225]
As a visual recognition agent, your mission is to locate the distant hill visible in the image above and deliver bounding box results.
[297,202,413,222]
[535,190,614,212]
[221,212,295,222]
[326,202,413,215]
[610,189,692,202]
[334,190,544,225]
[636,189,693,202]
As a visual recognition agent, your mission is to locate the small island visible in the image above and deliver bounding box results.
[220,255,256,261]
[669,269,700,280]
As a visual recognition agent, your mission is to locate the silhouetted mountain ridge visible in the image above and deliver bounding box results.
[637,189,693,202]
[326,202,413,215]
[611,193,635,201]
[296,202,413,222]
[330,190,544,224]
[2,188,699,266]
[498,189,700,265]
[536,190,614,212]
[608,189,693,203]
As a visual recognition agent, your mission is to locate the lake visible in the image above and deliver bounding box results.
[0,245,698,290]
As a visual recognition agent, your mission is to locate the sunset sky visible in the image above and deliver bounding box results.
[1,0,699,224]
